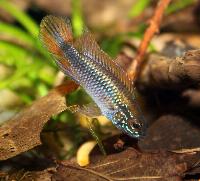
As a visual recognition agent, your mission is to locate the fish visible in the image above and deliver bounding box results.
[39,15,146,138]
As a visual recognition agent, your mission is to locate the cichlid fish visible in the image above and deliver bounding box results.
[39,15,146,138]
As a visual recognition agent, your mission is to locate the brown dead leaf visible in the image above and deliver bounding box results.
[0,81,79,160]
[139,114,200,151]
[51,148,194,181]
[3,167,55,181]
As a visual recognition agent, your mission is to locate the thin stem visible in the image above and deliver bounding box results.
[128,0,172,81]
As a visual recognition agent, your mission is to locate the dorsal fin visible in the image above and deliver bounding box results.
[39,15,78,81]
[74,32,134,93]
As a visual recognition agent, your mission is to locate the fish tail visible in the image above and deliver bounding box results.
[39,15,73,58]
[40,15,76,77]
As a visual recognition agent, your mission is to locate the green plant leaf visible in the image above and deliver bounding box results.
[0,22,35,48]
[166,0,196,14]
[71,0,84,37]
[0,0,39,37]
[129,0,151,18]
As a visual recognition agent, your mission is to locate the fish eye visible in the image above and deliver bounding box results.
[129,119,141,129]
[132,123,141,129]
[124,119,146,138]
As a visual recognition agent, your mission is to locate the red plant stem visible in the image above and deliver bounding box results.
[128,0,172,81]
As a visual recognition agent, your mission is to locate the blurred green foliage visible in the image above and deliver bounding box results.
[128,0,196,18]
[72,0,84,37]
[166,0,196,14]
[0,0,56,103]
[129,0,151,18]
[0,0,38,37]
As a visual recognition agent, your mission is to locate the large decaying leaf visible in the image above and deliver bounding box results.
[2,147,200,180]
[139,114,200,151]
[52,148,196,181]
[0,81,79,160]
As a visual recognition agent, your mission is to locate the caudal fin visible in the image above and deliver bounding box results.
[39,15,73,58]
[39,15,75,77]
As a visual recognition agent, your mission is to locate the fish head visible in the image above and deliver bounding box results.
[111,107,146,139]
[115,117,146,138]
[124,117,146,138]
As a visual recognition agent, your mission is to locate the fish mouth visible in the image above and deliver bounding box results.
[127,129,146,139]
[123,117,147,139]
[115,121,146,139]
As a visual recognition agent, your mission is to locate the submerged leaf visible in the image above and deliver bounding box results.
[52,148,196,181]
[0,81,79,160]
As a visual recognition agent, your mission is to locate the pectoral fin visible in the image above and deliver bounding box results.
[67,103,102,118]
